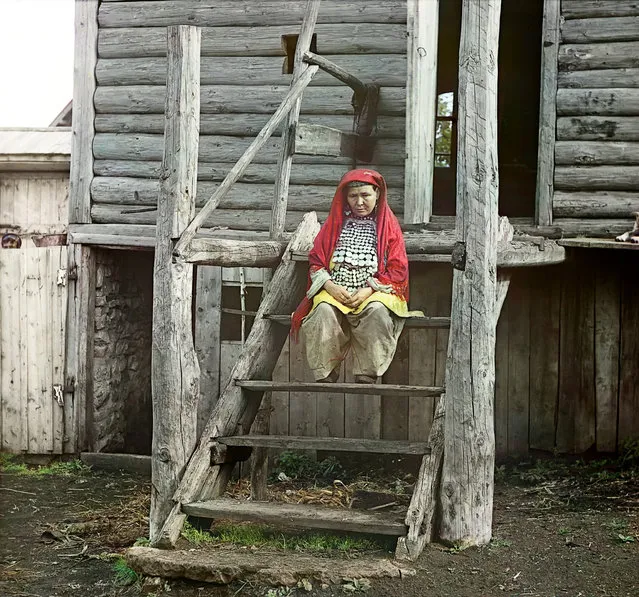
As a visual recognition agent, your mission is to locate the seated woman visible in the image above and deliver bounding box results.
[291,169,421,383]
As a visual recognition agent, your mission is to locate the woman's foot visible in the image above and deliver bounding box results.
[317,368,339,383]
[354,374,376,384]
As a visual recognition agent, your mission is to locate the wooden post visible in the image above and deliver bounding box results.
[150,25,201,543]
[404,0,439,224]
[535,0,560,226]
[439,0,502,547]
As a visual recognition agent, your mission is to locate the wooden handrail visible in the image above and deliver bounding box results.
[173,63,319,256]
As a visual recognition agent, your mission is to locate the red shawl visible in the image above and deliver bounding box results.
[290,169,409,339]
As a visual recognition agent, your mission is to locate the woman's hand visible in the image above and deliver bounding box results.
[344,286,373,309]
[323,280,352,305]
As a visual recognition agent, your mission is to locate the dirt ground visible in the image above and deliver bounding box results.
[1,456,638,597]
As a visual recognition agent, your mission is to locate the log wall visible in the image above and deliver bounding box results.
[92,0,408,230]
[554,2,639,226]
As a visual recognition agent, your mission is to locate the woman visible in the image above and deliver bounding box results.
[291,169,421,383]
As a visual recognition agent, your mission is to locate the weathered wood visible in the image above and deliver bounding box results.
[93,85,406,116]
[96,55,406,87]
[80,452,152,476]
[553,218,636,236]
[155,214,320,547]
[150,26,201,544]
[618,270,639,448]
[494,292,509,459]
[557,116,639,140]
[561,16,639,43]
[182,498,406,536]
[555,141,639,165]
[562,1,639,19]
[303,51,368,93]
[69,0,98,224]
[236,380,445,397]
[560,237,639,249]
[294,123,360,158]
[536,0,560,226]
[382,330,409,441]
[558,68,639,88]
[404,0,438,225]
[559,42,639,71]
[557,89,639,115]
[440,0,501,547]
[218,435,430,455]
[184,239,286,268]
[98,1,408,28]
[266,313,451,328]
[594,255,621,453]
[555,166,639,190]
[497,240,566,267]
[97,24,408,58]
[554,191,639,217]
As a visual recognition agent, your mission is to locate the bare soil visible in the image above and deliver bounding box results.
[1,458,638,597]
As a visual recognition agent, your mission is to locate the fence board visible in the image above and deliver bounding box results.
[382,332,409,441]
[271,338,290,437]
[495,293,509,460]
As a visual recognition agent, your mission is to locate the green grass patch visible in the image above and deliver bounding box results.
[272,451,345,482]
[0,454,92,476]
[112,557,140,586]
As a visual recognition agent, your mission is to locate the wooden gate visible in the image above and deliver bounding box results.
[0,245,68,454]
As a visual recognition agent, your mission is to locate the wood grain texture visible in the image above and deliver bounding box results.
[561,16,639,43]
[555,141,639,165]
[557,116,639,140]
[562,1,639,20]
[558,68,639,88]
[557,89,639,115]
[554,166,639,190]
[236,380,444,397]
[553,191,639,218]
[559,42,639,71]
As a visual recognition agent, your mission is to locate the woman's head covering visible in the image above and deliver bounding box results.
[290,169,409,339]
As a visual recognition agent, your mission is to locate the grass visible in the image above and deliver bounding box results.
[112,557,140,586]
[0,453,92,476]
[181,520,383,555]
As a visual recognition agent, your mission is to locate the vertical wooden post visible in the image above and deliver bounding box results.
[404,0,439,224]
[440,0,502,547]
[535,0,560,226]
[150,25,201,543]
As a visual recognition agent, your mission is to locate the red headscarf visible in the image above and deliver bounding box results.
[290,169,409,339]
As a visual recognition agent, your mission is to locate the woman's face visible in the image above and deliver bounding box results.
[346,184,379,217]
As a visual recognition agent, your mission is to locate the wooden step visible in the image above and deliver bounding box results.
[182,498,407,536]
[265,313,451,328]
[235,380,444,397]
[217,435,430,455]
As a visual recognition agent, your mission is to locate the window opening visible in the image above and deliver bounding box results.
[220,268,263,342]
[435,92,455,168]
[281,33,318,74]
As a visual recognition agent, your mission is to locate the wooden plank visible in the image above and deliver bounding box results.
[494,286,509,459]
[266,314,451,328]
[528,268,561,452]
[98,1,408,28]
[382,331,409,441]
[506,274,530,457]
[557,116,639,140]
[560,237,639,250]
[293,123,360,158]
[185,239,286,268]
[150,25,201,543]
[344,351,381,441]
[558,68,639,88]
[315,338,346,440]
[594,254,621,453]
[553,218,636,237]
[562,1,639,19]
[97,24,408,57]
[559,42,639,71]
[404,0,438,224]
[236,380,444,397]
[96,55,407,87]
[182,498,406,536]
[195,266,222,437]
[618,261,639,448]
[556,254,596,453]
[554,191,639,218]
[555,141,639,165]
[555,165,639,190]
[561,16,639,43]
[50,246,67,454]
[557,89,639,115]
[536,0,560,226]
[70,0,98,224]
[94,85,406,116]
[270,338,290,437]
[219,435,430,455]
[94,113,407,138]
[288,326,317,439]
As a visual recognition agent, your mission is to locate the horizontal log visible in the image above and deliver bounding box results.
[92,160,406,186]
[559,42,639,71]
[94,85,406,116]
[97,24,408,58]
[555,165,639,190]
[557,89,639,115]
[183,239,286,267]
[94,113,406,138]
[294,123,361,158]
[235,379,445,397]
[182,498,406,536]
[217,435,430,455]
[96,55,407,87]
[561,16,639,43]
[90,177,405,212]
[99,1,408,28]
[562,1,639,20]
[557,116,639,140]
[497,241,566,268]
[554,191,639,217]
[92,133,405,165]
[559,238,639,250]
[555,141,639,164]
[265,313,451,328]
[552,218,636,236]
[558,68,639,88]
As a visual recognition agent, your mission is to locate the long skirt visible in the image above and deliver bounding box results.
[300,301,405,381]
